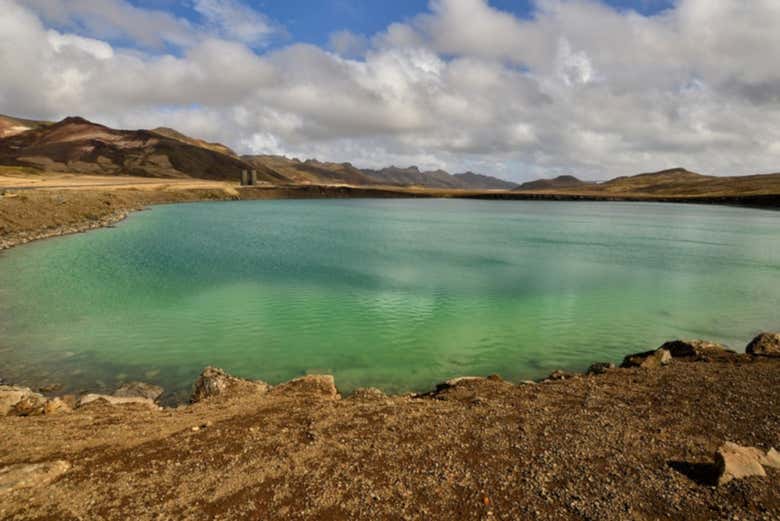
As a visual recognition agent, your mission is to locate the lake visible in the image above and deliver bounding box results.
[0,199,778,400]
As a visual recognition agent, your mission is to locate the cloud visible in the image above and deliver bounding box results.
[24,0,195,48]
[192,0,284,47]
[2,0,780,181]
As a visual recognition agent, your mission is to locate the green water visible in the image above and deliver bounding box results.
[0,199,778,400]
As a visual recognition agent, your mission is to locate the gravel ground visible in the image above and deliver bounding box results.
[0,356,778,520]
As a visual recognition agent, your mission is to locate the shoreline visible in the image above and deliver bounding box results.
[2,182,779,252]
[1,337,779,519]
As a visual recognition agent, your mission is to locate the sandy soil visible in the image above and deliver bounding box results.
[0,356,778,520]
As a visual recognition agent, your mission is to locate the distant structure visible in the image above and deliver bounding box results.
[240,170,258,186]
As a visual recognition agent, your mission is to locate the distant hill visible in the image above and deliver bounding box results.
[596,167,780,196]
[453,171,518,190]
[241,158,520,189]
[360,166,463,188]
[360,166,516,190]
[515,175,587,191]
[0,116,286,183]
[242,155,378,186]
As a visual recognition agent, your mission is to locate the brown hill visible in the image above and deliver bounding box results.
[242,155,378,186]
[594,168,780,196]
[0,115,51,138]
[151,127,237,158]
[0,117,287,183]
[515,175,586,191]
[360,166,463,188]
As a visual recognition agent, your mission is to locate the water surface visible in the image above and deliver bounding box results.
[1,199,778,399]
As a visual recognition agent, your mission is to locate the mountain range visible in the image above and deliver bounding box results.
[0,115,518,190]
[2,114,780,197]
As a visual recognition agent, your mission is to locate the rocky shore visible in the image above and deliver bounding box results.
[1,334,778,520]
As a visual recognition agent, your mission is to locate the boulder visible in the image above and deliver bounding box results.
[0,385,47,416]
[715,442,767,485]
[78,394,159,409]
[545,370,578,381]
[659,339,733,360]
[272,375,340,400]
[621,348,672,369]
[43,397,71,415]
[0,460,71,496]
[746,332,780,357]
[191,367,270,403]
[587,362,615,375]
[114,381,164,402]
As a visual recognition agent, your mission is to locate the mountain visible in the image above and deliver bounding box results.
[0,115,51,138]
[151,127,237,158]
[242,155,378,186]
[360,166,463,188]
[453,171,518,190]
[597,167,780,196]
[515,175,587,191]
[0,116,287,183]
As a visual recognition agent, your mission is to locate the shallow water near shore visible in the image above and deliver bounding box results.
[0,199,778,399]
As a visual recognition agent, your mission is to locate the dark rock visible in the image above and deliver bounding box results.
[745,332,780,357]
[114,381,164,402]
[587,362,615,375]
[659,339,733,360]
[621,349,672,369]
[191,366,269,403]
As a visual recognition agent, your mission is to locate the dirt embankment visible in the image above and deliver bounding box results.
[0,346,779,520]
[0,183,434,250]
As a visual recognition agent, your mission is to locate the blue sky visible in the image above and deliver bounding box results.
[132,0,676,51]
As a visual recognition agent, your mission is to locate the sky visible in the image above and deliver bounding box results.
[1,0,778,181]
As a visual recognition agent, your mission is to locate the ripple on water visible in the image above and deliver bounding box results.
[0,199,778,395]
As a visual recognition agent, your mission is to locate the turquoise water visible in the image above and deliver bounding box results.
[0,199,778,400]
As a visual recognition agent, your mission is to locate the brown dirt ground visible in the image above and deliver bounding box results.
[0,358,778,520]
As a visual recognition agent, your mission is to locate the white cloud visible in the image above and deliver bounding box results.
[192,0,283,47]
[2,0,780,181]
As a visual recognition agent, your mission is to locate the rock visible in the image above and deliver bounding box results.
[587,362,615,375]
[715,442,767,485]
[190,366,269,403]
[78,394,159,409]
[621,349,672,369]
[0,386,47,416]
[436,377,484,391]
[348,387,387,401]
[0,460,70,495]
[272,375,340,400]
[745,332,780,357]
[546,370,578,381]
[43,398,71,415]
[659,339,733,360]
[762,448,780,469]
[114,381,164,402]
